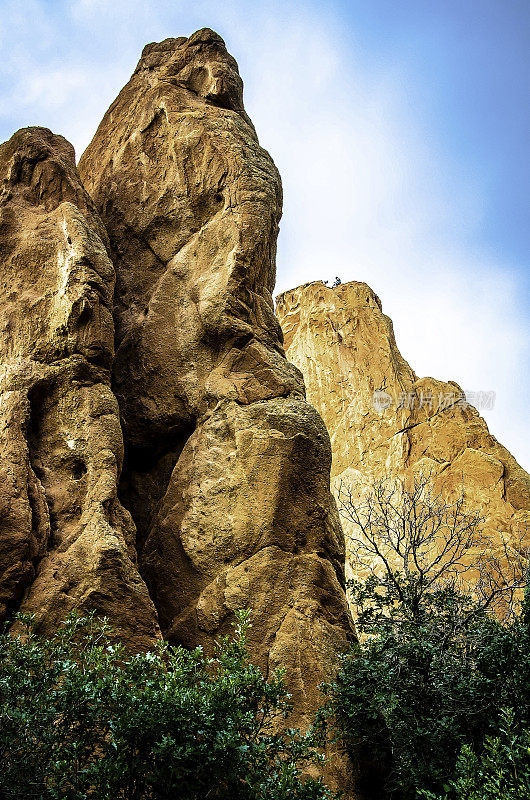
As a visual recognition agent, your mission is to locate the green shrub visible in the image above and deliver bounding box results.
[0,611,332,800]
[323,591,530,798]
[320,475,530,799]
[419,709,530,800]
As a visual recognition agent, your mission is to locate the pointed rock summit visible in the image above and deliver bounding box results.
[277,280,530,581]
[76,29,355,788]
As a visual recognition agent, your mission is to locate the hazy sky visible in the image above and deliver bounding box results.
[0,0,528,469]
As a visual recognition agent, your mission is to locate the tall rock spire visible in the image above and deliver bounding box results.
[78,30,356,792]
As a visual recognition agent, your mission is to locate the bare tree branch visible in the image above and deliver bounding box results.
[339,471,529,628]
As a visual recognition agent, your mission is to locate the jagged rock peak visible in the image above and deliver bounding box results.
[131,28,252,127]
[0,127,107,245]
[277,279,530,586]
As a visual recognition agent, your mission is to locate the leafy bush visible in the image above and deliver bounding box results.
[419,709,530,800]
[324,591,530,798]
[321,475,530,799]
[0,612,331,800]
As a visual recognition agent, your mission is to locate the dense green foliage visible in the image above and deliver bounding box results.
[419,709,530,800]
[323,476,530,800]
[0,612,331,800]
[326,581,530,799]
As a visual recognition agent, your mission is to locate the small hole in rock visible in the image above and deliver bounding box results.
[67,236,72,245]
[72,459,87,480]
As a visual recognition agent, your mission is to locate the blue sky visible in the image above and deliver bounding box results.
[0,0,528,469]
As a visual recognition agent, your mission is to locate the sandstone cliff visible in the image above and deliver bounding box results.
[76,30,355,787]
[277,281,530,585]
[0,127,160,649]
[0,32,387,797]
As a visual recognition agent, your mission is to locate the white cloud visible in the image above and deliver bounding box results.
[239,14,529,469]
[0,0,528,469]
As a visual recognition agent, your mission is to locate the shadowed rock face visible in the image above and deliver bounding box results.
[78,30,356,789]
[0,127,160,649]
[276,280,530,584]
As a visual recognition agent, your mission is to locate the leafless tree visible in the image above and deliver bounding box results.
[339,471,529,625]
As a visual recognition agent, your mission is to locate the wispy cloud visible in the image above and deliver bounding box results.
[0,0,527,468]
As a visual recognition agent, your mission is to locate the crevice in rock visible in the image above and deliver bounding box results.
[392,421,423,437]
[1,386,54,626]
[118,420,196,554]
[27,381,57,549]
[391,402,458,439]
[205,92,232,111]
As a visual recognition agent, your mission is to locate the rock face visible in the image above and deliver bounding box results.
[277,281,530,581]
[78,28,355,773]
[0,127,160,649]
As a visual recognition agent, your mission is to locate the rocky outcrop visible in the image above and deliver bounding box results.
[0,127,160,649]
[276,281,530,582]
[78,30,355,783]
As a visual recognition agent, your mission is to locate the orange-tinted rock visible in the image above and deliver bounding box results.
[276,280,530,583]
[0,127,160,649]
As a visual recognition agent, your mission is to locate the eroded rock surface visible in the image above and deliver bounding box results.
[78,31,355,781]
[0,127,160,649]
[277,281,530,581]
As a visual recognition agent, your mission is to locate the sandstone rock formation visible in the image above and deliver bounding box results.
[0,127,160,649]
[77,30,355,785]
[277,281,530,584]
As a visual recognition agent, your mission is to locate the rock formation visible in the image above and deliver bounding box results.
[76,30,355,789]
[276,280,530,584]
[0,127,160,649]
[0,31,401,798]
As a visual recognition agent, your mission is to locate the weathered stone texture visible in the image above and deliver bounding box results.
[276,280,530,580]
[0,33,370,796]
[0,127,159,648]
[78,30,354,776]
